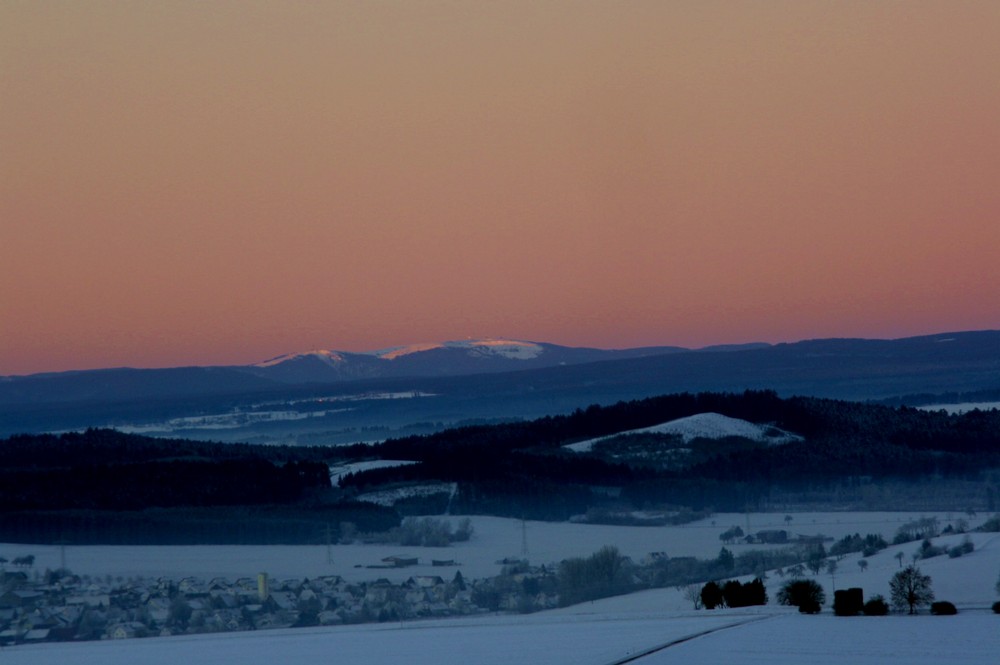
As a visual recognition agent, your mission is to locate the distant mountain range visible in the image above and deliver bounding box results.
[243,338,759,384]
[0,337,764,403]
[1,331,998,439]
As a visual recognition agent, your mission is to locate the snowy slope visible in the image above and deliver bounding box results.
[0,511,982,585]
[372,339,544,360]
[255,350,346,368]
[3,512,998,664]
[328,460,419,485]
[5,529,999,665]
[566,412,801,452]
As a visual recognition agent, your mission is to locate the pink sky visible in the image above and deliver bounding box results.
[2,1,999,376]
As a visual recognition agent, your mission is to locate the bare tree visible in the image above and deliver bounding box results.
[858,559,868,573]
[890,565,934,615]
[679,584,703,610]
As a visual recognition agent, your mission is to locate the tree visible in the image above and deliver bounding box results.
[700,581,724,610]
[890,565,934,615]
[167,596,192,630]
[680,584,703,610]
[717,547,735,572]
[858,559,868,573]
[719,527,743,545]
[894,551,905,568]
[806,557,825,576]
[777,579,825,614]
[806,544,826,576]
[826,558,838,590]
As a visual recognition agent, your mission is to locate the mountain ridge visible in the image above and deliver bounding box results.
[1,329,998,439]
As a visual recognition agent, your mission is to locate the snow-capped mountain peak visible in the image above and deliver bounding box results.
[371,339,544,361]
[254,350,345,368]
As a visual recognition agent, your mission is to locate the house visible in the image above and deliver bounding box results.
[0,571,28,589]
[0,627,24,646]
[642,552,669,565]
[23,628,51,643]
[0,589,44,609]
[317,610,343,626]
[382,556,419,568]
[108,621,147,639]
[406,576,445,589]
[754,529,789,544]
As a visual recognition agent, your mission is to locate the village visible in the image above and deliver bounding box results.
[0,556,561,646]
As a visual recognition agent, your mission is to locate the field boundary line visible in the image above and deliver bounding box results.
[604,613,776,665]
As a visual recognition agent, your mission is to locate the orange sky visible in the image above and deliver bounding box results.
[2,1,999,375]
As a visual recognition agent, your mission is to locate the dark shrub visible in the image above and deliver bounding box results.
[834,588,864,616]
[719,578,768,608]
[701,581,724,610]
[863,595,890,616]
[992,601,1000,614]
[930,601,957,615]
[777,579,825,614]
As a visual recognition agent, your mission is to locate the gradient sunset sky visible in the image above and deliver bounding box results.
[2,1,999,376]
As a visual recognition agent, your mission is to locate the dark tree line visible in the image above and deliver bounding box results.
[0,502,400,545]
[340,390,1000,514]
[0,458,330,511]
[0,428,397,544]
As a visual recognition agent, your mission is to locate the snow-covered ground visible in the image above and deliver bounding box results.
[372,339,543,360]
[328,459,419,485]
[566,413,801,453]
[917,401,1000,414]
[3,511,997,664]
[0,511,986,584]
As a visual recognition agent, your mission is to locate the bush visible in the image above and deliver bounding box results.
[701,581,724,610]
[777,579,825,614]
[991,601,1000,614]
[863,595,889,616]
[833,588,864,616]
[930,601,957,615]
[720,578,767,608]
[915,538,946,560]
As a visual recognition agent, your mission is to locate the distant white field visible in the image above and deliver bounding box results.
[0,511,987,586]
[565,412,800,453]
[328,459,418,485]
[917,401,1000,414]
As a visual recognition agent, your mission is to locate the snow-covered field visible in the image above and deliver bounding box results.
[3,511,998,664]
[917,401,1000,414]
[0,512,980,584]
[565,413,801,453]
[328,459,419,485]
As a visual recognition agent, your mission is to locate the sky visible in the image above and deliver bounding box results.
[2,1,999,376]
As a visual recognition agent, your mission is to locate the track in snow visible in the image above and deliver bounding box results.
[606,614,776,665]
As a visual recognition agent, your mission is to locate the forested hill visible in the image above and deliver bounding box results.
[369,390,1000,460]
[3,391,1000,531]
[342,391,1000,516]
[0,429,399,544]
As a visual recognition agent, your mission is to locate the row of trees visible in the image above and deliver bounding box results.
[699,578,767,609]
[773,566,936,615]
